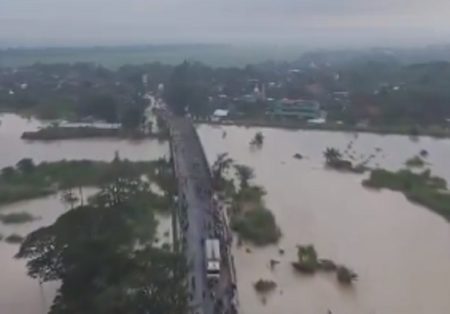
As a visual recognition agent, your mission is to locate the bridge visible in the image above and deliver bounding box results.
[164,110,239,314]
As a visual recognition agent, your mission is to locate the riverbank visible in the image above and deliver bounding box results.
[21,126,168,141]
[198,118,450,138]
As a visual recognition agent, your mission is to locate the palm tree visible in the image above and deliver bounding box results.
[250,132,264,147]
[323,147,342,164]
[234,164,255,189]
[212,153,234,183]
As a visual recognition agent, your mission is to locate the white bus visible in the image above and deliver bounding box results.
[205,238,221,279]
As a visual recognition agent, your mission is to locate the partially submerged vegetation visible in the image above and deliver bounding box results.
[363,168,450,220]
[405,155,426,168]
[292,245,318,274]
[292,245,357,285]
[15,159,187,313]
[323,147,367,173]
[211,154,281,245]
[231,208,281,246]
[0,212,38,224]
[250,132,264,147]
[21,125,168,141]
[253,279,277,293]
[0,157,172,207]
[336,266,358,285]
[5,234,24,244]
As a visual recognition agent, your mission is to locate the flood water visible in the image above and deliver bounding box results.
[0,113,168,169]
[1,113,450,314]
[198,124,450,314]
[0,113,169,313]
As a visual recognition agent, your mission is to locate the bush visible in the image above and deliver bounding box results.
[16,158,35,174]
[231,208,280,245]
[405,156,425,167]
[1,167,16,178]
[5,234,24,244]
[292,245,319,273]
[0,212,37,224]
[337,266,358,284]
[254,279,277,293]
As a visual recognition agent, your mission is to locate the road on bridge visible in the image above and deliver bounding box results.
[167,113,238,314]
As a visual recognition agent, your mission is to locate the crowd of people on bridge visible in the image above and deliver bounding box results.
[168,113,238,314]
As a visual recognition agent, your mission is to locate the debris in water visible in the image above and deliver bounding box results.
[269,259,280,270]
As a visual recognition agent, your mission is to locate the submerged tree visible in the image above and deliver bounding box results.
[16,168,187,313]
[212,153,234,188]
[16,158,35,174]
[323,147,342,164]
[234,164,255,189]
[60,189,79,209]
[250,132,264,147]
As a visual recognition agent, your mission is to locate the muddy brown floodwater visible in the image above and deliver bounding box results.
[0,114,169,313]
[1,113,450,314]
[198,124,450,314]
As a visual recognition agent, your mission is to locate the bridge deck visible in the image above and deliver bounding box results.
[168,115,238,314]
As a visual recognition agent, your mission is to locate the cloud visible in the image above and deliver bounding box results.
[1,0,450,46]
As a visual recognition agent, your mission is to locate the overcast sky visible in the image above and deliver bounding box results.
[1,0,450,47]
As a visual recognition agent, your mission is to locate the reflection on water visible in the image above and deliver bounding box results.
[198,124,450,314]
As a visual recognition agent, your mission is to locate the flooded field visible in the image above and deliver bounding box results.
[0,113,169,313]
[0,113,169,169]
[198,124,450,314]
[1,113,450,314]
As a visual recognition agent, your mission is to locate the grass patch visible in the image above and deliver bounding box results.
[5,234,24,244]
[363,168,450,220]
[0,212,38,224]
[231,208,281,246]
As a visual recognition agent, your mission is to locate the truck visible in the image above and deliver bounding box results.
[205,238,221,279]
